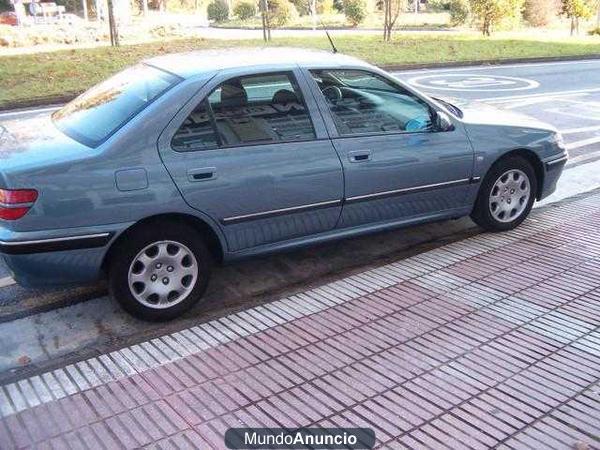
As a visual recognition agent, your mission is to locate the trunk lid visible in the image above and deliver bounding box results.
[0,113,91,174]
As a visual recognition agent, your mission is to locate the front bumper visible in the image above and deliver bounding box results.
[539,151,568,200]
[0,223,132,287]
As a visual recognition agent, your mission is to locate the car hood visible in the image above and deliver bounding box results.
[0,114,91,173]
[436,96,557,133]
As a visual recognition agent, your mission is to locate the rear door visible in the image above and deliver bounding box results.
[303,67,474,229]
[158,67,344,253]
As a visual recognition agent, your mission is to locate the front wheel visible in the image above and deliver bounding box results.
[471,156,537,232]
[108,222,211,321]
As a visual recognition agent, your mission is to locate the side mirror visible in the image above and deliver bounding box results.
[434,111,455,132]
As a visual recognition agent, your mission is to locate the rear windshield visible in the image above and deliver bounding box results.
[52,64,181,148]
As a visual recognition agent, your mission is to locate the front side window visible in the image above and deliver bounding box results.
[310,69,433,136]
[53,64,181,148]
[172,72,315,151]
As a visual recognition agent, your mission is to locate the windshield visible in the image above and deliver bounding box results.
[52,64,181,147]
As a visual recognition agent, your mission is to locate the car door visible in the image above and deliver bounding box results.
[303,67,474,229]
[158,68,344,253]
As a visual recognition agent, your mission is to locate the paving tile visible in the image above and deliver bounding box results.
[3,193,600,449]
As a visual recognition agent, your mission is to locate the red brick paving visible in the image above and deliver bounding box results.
[1,192,600,449]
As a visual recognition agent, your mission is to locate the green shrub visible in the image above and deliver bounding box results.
[589,26,600,35]
[449,0,470,25]
[343,0,366,26]
[267,0,298,27]
[427,0,451,10]
[234,0,256,19]
[207,0,229,22]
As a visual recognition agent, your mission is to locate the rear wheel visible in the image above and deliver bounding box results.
[471,156,537,231]
[108,222,211,321]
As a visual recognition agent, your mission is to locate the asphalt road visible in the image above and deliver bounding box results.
[1,58,600,382]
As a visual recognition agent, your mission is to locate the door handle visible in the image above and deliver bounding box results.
[349,150,372,163]
[187,167,216,182]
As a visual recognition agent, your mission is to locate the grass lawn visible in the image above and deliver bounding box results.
[1,32,600,108]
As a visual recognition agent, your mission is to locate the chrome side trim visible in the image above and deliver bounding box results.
[221,199,342,225]
[345,178,471,203]
[0,232,111,246]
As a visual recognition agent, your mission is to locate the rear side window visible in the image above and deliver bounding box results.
[310,69,433,136]
[172,72,315,151]
[53,64,180,148]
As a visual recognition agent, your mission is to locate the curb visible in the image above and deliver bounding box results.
[1,53,599,112]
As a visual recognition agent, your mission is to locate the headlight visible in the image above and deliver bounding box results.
[553,132,565,149]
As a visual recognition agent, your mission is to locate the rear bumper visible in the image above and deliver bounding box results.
[0,232,113,255]
[539,152,568,200]
[0,223,132,287]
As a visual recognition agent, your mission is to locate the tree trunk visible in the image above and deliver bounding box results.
[260,0,271,41]
[570,16,575,35]
[107,0,119,46]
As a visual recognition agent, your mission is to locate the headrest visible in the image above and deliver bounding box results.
[272,89,298,105]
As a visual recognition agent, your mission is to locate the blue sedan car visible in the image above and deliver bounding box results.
[0,48,567,320]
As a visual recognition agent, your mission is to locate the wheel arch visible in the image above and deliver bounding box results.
[102,213,226,274]
[492,148,544,199]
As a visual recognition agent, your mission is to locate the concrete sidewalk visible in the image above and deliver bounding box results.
[1,191,600,449]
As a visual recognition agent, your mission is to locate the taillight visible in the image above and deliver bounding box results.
[0,189,38,220]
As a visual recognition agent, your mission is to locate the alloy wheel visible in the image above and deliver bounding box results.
[488,169,531,223]
[127,240,199,309]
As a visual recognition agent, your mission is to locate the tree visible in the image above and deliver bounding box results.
[469,0,524,35]
[523,0,560,27]
[382,0,406,40]
[343,0,366,26]
[561,0,594,34]
[449,0,470,25]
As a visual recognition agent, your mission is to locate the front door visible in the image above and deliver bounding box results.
[305,68,474,228]
[159,69,344,252]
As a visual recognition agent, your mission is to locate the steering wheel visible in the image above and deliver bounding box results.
[322,85,342,104]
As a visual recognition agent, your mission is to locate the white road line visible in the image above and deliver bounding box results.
[566,152,600,166]
[500,97,568,110]
[565,135,600,150]
[0,276,16,288]
[481,87,600,103]
[561,125,600,135]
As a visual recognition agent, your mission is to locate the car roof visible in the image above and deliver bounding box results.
[145,47,373,78]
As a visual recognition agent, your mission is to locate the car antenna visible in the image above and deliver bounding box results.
[317,17,338,53]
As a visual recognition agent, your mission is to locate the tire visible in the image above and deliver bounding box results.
[108,221,211,321]
[471,156,537,232]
